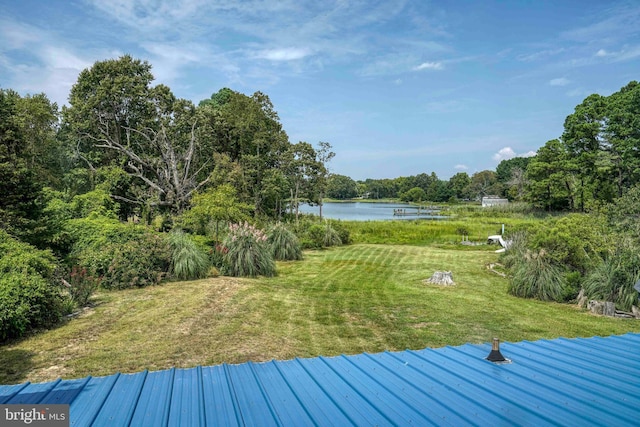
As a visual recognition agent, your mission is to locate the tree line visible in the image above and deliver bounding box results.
[329,80,640,213]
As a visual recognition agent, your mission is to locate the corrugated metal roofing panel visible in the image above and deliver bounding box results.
[2,333,640,426]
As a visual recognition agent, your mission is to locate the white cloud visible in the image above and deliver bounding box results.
[517,48,565,62]
[413,61,443,71]
[492,147,516,162]
[255,47,312,61]
[493,147,537,162]
[549,77,570,86]
[596,49,608,57]
[454,164,468,170]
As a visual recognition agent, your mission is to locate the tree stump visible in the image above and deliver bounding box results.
[603,301,616,317]
[588,300,604,315]
[426,271,454,286]
[576,288,588,308]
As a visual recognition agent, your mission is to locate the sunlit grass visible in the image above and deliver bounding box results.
[2,243,639,385]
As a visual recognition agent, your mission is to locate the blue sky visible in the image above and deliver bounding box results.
[1,1,639,180]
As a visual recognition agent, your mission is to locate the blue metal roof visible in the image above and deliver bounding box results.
[2,333,639,426]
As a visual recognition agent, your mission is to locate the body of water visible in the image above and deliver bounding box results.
[297,202,447,221]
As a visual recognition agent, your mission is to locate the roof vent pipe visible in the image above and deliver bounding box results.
[486,338,511,363]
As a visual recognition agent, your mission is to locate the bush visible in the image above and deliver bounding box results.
[223,222,275,277]
[302,222,342,249]
[67,216,171,289]
[168,230,211,280]
[268,223,303,261]
[526,213,611,275]
[329,220,351,245]
[0,231,66,341]
[508,248,566,302]
[583,241,640,311]
[66,266,100,307]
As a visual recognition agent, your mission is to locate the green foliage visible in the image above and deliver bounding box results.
[267,223,303,261]
[328,220,351,245]
[300,222,342,249]
[400,187,427,202]
[583,241,640,311]
[0,230,65,341]
[66,266,100,308]
[67,216,170,289]
[167,230,210,280]
[526,213,611,275]
[178,184,251,237]
[508,248,566,302]
[70,189,119,219]
[223,222,276,277]
[608,184,640,236]
[327,174,358,199]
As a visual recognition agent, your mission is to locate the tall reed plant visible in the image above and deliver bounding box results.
[583,242,640,311]
[168,230,210,281]
[268,223,303,261]
[508,248,566,302]
[223,222,276,277]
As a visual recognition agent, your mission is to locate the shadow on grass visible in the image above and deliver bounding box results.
[0,348,36,385]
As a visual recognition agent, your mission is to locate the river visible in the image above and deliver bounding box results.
[296,202,447,221]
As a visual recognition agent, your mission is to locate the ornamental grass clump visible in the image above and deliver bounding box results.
[223,222,276,277]
[168,230,210,281]
[508,248,565,302]
[268,223,303,261]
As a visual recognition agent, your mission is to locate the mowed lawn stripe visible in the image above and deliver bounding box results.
[2,244,640,384]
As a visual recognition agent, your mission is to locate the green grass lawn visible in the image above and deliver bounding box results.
[2,243,639,385]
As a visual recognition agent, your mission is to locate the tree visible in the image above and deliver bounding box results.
[313,141,335,219]
[327,174,358,199]
[400,187,426,202]
[448,172,471,200]
[562,93,609,210]
[64,55,214,214]
[466,170,500,200]
[0,89,58,243]
[197,89,291,216]
[496,157,531,200]
[285,142,321,221]
[179,184,251,239]
[525,140,575,211]
[604,81,640,197]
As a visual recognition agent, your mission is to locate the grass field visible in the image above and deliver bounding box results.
[2,243,639,385]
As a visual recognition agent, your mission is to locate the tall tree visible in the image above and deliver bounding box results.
[525,140,575,211]
[0,89,60,243]
[327,174,358,199]
[64,55,213,214]
[313,141,335,220]
[448,172,471,200]
[561,93,608,210]
[198,89,290,216]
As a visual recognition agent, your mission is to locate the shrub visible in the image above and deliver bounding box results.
[167,230,211,280]
[66,266,100,307]
[329,220,351,245]
[268,223,303,261]
[583,242,640,311]
[508,248,566,302]
[67,216,171,289]
[223,222,275,277]
[302,222,342,249]
[526,213,611,275]
[0,231,66,341]
[323,222,342,247]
